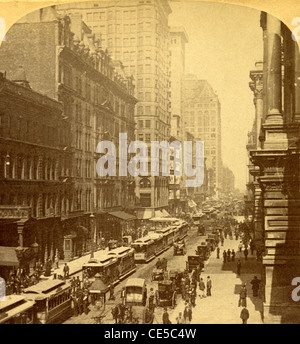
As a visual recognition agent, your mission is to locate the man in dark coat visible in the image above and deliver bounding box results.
[63,263,69,279]
[206,276,212,296]
[244,248,249,261]
[240,307,249,324]
[250,276,261,297]
[231,249,235,262]
[237,259,241,276]
[162,308,170,324]
[223,250,227,263]
[216,247,220,259]
[227,249,231,262]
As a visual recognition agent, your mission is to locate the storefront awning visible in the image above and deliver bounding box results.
[154,210,164,218]
[0,246,19,267]
[136,209,153,220]
[108,211,136,221]
[162,209,171,217]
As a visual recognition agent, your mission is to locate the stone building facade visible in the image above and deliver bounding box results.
[0,7,137,260]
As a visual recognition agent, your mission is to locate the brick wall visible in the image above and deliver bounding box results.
[0,21,57,99]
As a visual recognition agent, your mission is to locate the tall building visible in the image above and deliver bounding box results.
[0,69,73,270]
[0,7,137,260]
[169,26,188,140]
[182,75,222,198]
[248,12,300,322]
[56,0,172,219]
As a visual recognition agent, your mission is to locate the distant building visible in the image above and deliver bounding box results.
[182,75,222,198]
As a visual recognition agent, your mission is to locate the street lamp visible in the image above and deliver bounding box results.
[90,214,96,258]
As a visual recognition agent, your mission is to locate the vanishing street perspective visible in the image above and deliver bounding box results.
[0,0,300,325]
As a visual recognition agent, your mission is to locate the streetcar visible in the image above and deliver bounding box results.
[106,246,136,280]
[131,236,156,263]
[0,294,36,324]
[147,232,166,256]
[155,226,175,247]
[82,254,119,286]
[173,220,189,241]
[22,279,72,324]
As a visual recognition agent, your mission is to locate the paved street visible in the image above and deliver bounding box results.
[62,228,263,324]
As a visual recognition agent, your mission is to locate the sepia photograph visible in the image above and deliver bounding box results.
[0,0,300,326]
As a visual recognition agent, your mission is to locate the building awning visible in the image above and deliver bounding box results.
[136,209,153,220]
[162,209,171,217]
[188,200,197,208]
[154,210,164,218]
[0,246,19,267]
[107,211,136,221]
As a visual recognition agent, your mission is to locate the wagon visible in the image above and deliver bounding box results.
[151,267,165,281]
[173,241,186,256]
[155,280,177,308]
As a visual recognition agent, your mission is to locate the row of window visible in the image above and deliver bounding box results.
[86,7,155,22]
[0,154,70,181]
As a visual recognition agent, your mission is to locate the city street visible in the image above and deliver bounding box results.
[62,227,263,324]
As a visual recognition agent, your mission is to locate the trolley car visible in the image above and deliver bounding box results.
[131,236,156,263]
[106,246,136,280]
[22,279,72,324]
[0,295,36,324]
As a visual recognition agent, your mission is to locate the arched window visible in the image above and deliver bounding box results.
[140,178,151,188]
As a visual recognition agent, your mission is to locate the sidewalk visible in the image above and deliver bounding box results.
[169,237,264,324]
[40,248,109,279]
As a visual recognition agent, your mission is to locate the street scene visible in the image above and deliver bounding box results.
[1,0,300,325]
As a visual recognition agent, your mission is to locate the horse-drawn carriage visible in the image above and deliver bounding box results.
[196,242,210,261]
[168,270,184,294]
[152,258,167,281]
[111,278,153,324]
[173,240,186,256]
[155,280,177,308]
[186,255,204,273]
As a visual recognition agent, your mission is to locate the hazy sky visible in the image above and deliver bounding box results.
[169,0,263,192]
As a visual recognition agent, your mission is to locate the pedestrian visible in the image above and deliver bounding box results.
[231,249,235,262]
[176,312,184,324]
[216,247,220,259]
[162,308,171,324]
[199,278,205,298]
[183,304,192,324]
[63,263,69,279]
[190,287,196,307]
[227,249,231,262]
[121,287,126,305]
[238,242,242,252]
[250,276,261,297]
[149,288,155,311]
[71,292,78,317]
[238,284,247,307]
[244,248,249,261]
[112,305,119,324]
[55,255,59,269]
[83,289,89,315]
[237,259,241,276]
[250,241,255,255]
[221,236,224,246]
[206,276,212,296]
[223,250,227,263]
[77,289,83,315]
[240,307,249,324]
[76,276,81,289]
